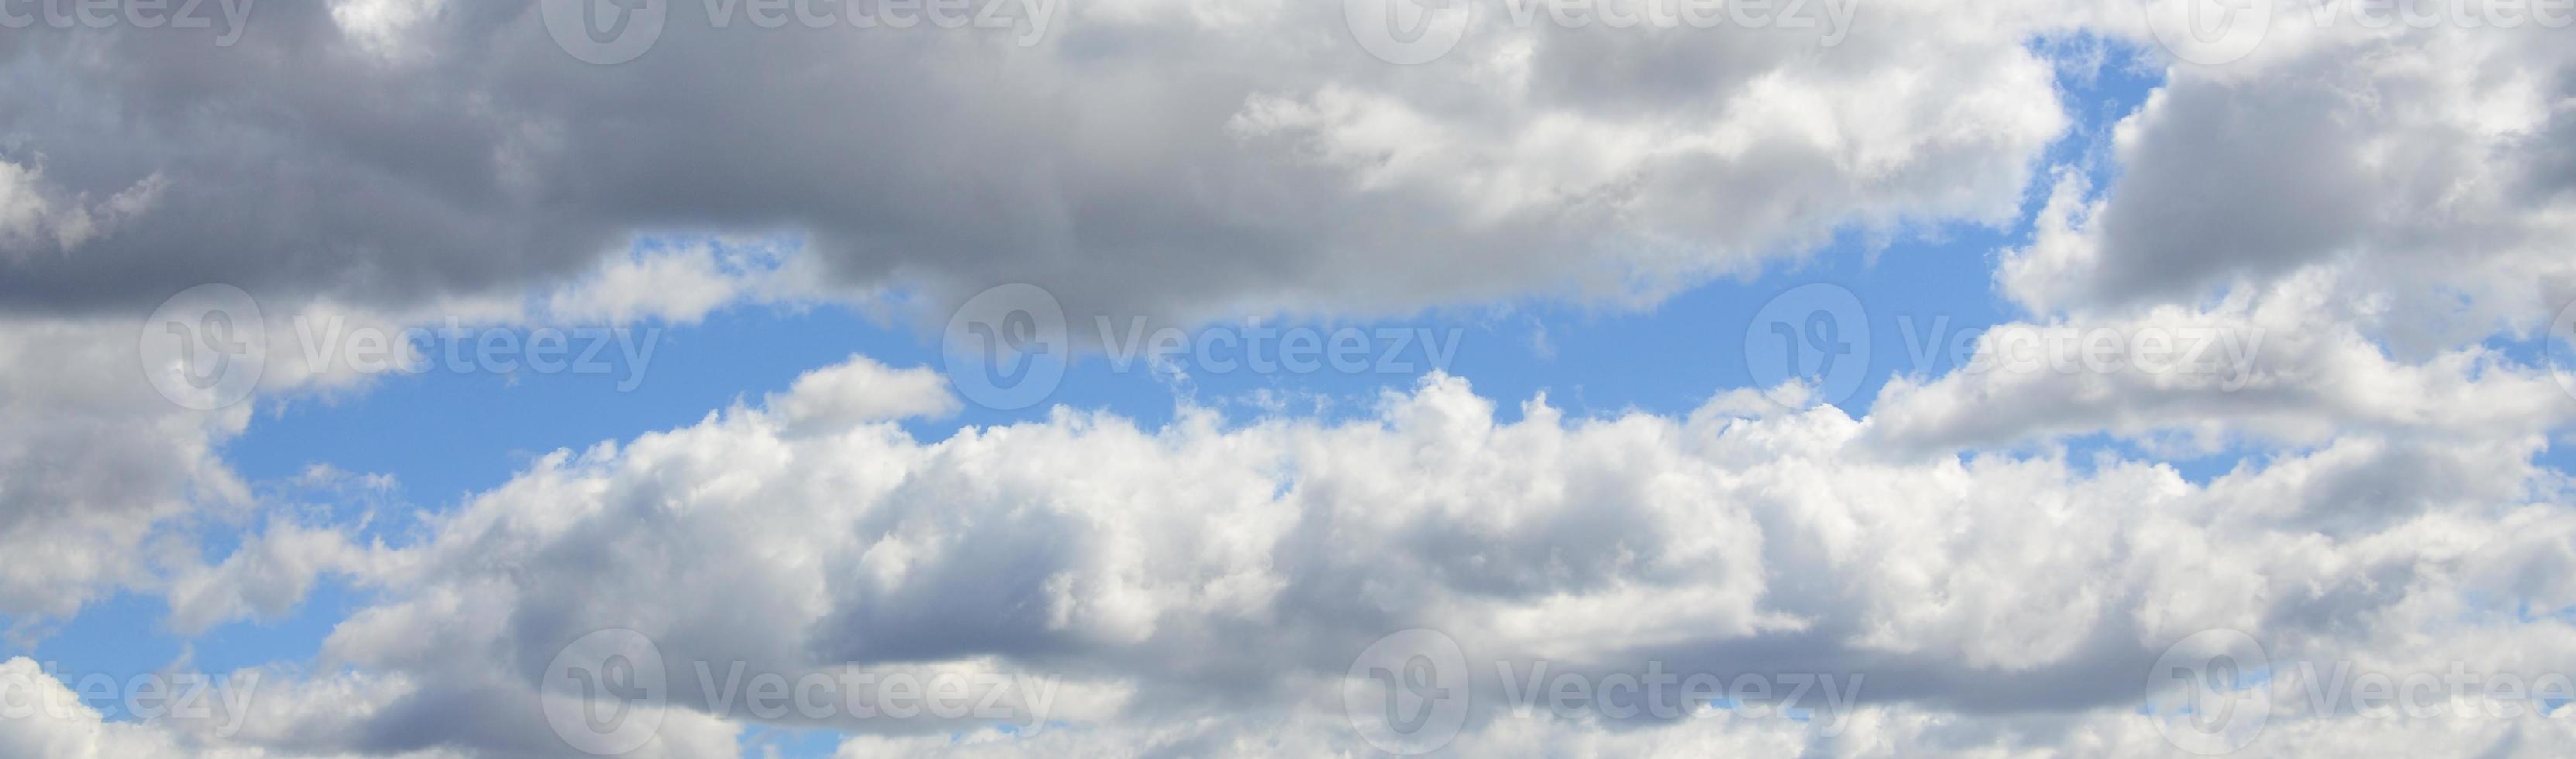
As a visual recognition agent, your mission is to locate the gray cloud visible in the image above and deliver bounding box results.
[0,0,2066,324]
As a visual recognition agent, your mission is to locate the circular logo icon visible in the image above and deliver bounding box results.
[943,283,1071,411]
[542,629,668,756]
[139,283,267,411]
[1744,283,1870,409]
[1343,629,1469,755]
[2546,297,2576,404]
[1345,0,1473,65]
[2144,628,2271,755]
[541,0,667,65]
[2145,0,2271,67]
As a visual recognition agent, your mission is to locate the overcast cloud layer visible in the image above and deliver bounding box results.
[0,0,2080,320]
[5,0,2576,756]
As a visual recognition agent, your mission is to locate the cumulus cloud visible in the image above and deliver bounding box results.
[0,318,252,622]
[0,160,165,255]
[0,0,2070,322]
[7,2,2576,757]
[1901,12,2576,458]
[46,358,2566,757]
[540,239,819,326]
[1871,266,2576,455]
[2001,15,2576,349]
[0,235,814,626]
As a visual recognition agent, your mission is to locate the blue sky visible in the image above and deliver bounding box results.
[10,15,2576,755]
[15,35,2175,733]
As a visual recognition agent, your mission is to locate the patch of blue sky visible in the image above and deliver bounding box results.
[2135,663,2277,720]
[2045,432,2253,485]
[26,29,2198,739]
[215,33,2168,527]
[227,300,917,507]
[1,592,181,716]
[2,566,366,720]
[737,725,848,758]
[180,579,369,678]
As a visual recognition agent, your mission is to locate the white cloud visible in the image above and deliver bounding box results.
[0,160,164,256]
[2001,19,2576,347]
[0,0,2072,322]
[540,239,812,327]
[1872,267,2576,455]
[0,318,251,623]
[90,355,2574,757]
[5,4,2576,757]
[765,355,961,433]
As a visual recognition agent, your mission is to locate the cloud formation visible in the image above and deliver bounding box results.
[0,0,2068,321]
[12,358,2560,757]
[5,1,2576,757]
